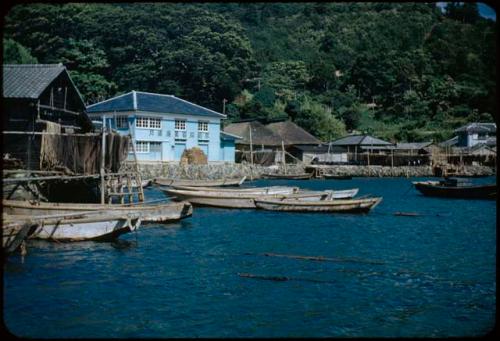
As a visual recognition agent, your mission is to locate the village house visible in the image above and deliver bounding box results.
[86,91,237,163]
[2,64,93,169]
[453,122,496,148]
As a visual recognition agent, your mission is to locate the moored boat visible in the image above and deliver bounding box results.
[254,197,382,213]
[163,188,331,208]
[263,173,313,180]
[2,200,193,223]
[170,185,299,195]
[412,178,496,200]
[323,174,352,180]
[3,211,142,242]
[154,176,246,187]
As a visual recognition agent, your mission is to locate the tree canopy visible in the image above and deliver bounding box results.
[3,2,496,142]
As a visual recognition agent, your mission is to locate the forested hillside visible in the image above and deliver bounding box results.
[3,2,496,142]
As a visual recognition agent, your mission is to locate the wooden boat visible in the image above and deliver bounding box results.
[2,200,193,223]
[323,174,352,180]
[254,197,383,213]
[154,176,246,187]
[412,178,496,200]
[263,173,313,180]
[2,219,36,254]
[170,185,299,195]
[3,211,142,242]
[119,179,152,188]
[163,188,331,208]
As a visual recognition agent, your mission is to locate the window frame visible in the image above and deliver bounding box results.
[115,116,129,129]
[175,119,186,131]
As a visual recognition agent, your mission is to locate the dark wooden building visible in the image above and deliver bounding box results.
[2,63,92,132]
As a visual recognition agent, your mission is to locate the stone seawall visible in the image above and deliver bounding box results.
[132,162,495,180]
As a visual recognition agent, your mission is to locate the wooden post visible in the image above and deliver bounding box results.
[100,116,106,204]
[281,140,286,174]
[249,126,254,180]
[391,149,394,169]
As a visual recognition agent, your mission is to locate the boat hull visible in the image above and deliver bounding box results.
[164,189,330,208]
[3,214,141,242]
[154,176,246,187]
[2,200,193,223]
[254,197,382,213]
[263,173,312,180]
[170,185,299,195]
[329,188,359,199]
[414,182,496,200]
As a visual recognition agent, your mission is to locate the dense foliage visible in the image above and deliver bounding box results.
[3,2,496,141]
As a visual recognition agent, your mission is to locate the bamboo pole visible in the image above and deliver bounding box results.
[101,116,106,204]
[249,127,254,181]
[281,140,286,174]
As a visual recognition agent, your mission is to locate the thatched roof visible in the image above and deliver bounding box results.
[223,121,283,146]
[266,120,322,145]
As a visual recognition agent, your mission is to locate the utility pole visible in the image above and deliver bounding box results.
[222,98,228,116]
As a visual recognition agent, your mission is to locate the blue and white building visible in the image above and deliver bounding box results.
[86,91,238,163]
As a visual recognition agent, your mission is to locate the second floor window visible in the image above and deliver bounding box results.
[198,121,208,132]
[116,116,128,129]
[175,119,186,130]
[136,116,161,129]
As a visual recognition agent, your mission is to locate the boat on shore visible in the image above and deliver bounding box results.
[263,173,313,180]
[154,176,246,187]
[163,188,331,208]
[254,197,382,213]
[412,178,496,200]
[323,174,352,180]
[3,211,142,242]
[2,200,193,223]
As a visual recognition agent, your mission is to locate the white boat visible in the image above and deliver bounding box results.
[170,185,299,195]
[3,211,142,242]
[2,200,193,224]
[254,197,383,213]
[328,188,359,199]
[154,176,246,187]
[163,188,331,208]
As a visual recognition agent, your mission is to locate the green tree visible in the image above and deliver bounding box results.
[3,38,38,64]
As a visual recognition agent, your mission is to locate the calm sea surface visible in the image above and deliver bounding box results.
[3,177,496,338]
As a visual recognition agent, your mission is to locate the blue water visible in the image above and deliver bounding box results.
[3,177,496,337]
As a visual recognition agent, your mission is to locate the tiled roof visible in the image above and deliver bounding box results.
[224,121,284,146]
[454,123,496,134]
[3,64,67,98]
[330,134,393,146]
[266,120,322,145]
[438,136,458,147]
[86,90,225,118]
[292,144,347,153]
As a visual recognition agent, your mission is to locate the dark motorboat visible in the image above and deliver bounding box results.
[323,174,352,180]
[412,178,496,200]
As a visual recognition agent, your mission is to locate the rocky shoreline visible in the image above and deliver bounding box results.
[132,162,495,180]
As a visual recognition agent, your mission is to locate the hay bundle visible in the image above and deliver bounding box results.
[180,147,208,165]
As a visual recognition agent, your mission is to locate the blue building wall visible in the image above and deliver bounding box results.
[94,112,234,163]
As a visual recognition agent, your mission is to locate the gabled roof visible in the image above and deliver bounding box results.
[291,144,347,153]
[454,122,496,134]
[223,121,284,146]
[86,90,225,118]
[439,136,458,147]
[330,134,393,146]
[3,64,82,101]
[266,120,322,145]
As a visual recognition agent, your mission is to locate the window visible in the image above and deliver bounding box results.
[150,118,161,129]
[116,116,128,129]
[136,117,149,128]
[150,142,162,153]
[198,121,208,132]
[135,141,149,153]
[136,116,161,129]
[175,119,186,130]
